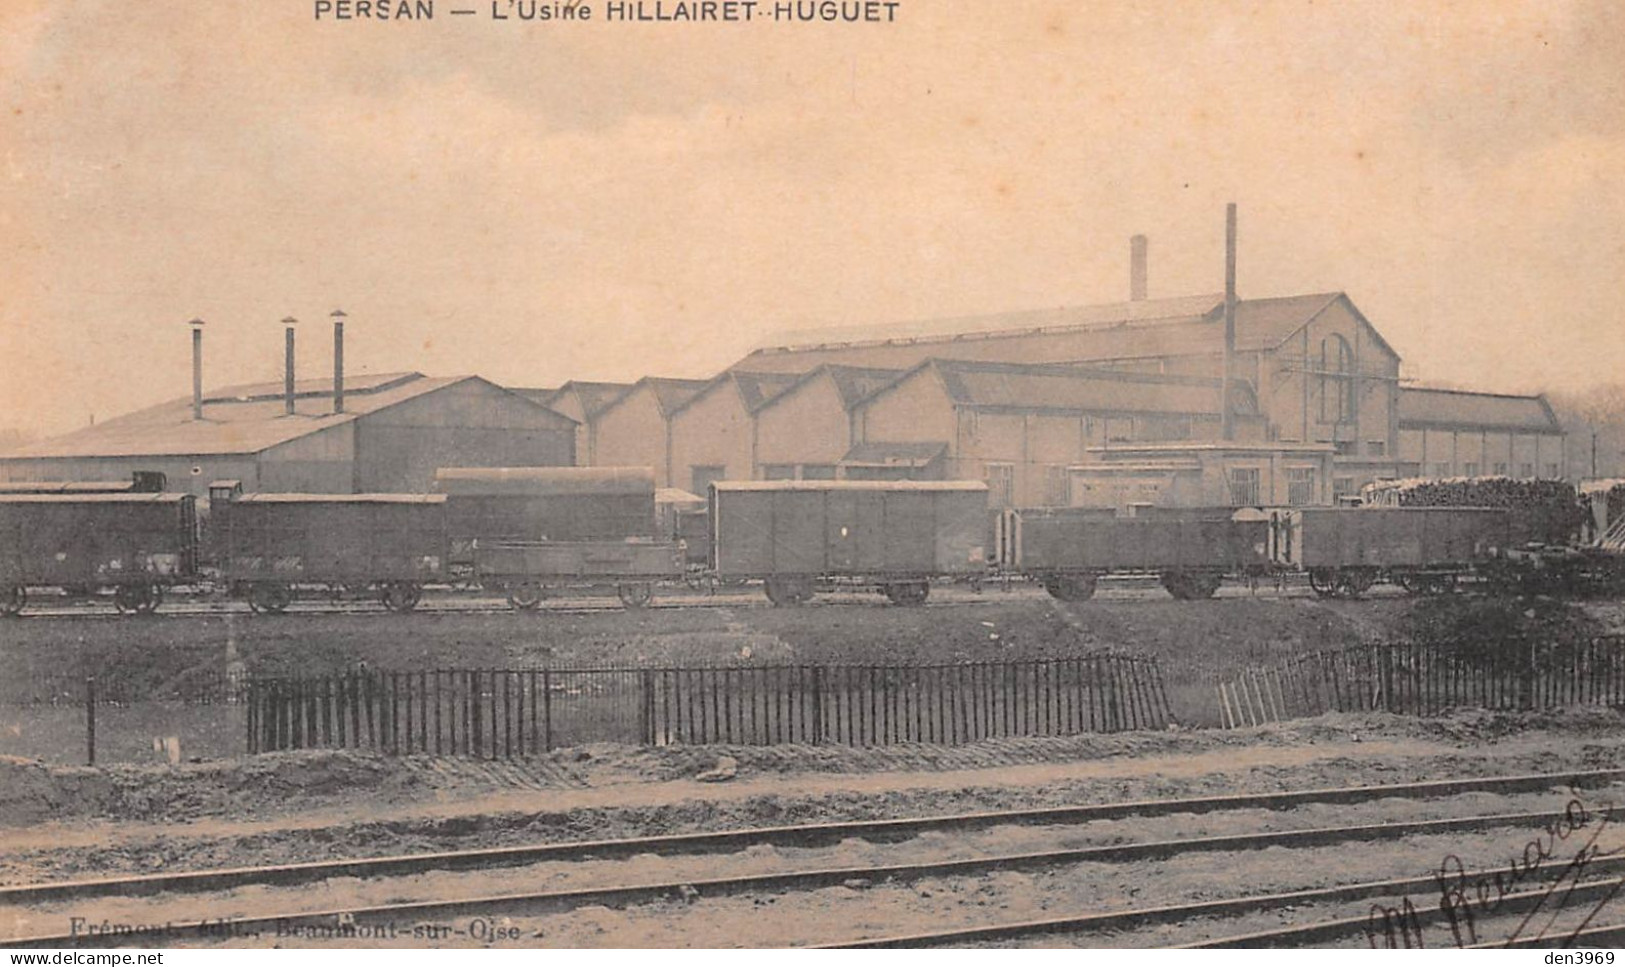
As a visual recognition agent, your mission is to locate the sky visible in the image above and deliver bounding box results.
[1,0,1621,439]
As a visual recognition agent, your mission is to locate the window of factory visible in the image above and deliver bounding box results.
[1433,462,1453,477]
[1464,462,1480,478]
[1333,476,1358,501]
[1367,440,1386,457]
[1494,462,1509,476]
[1286,468,1316,506]
[1520,462,1534,478]
[1318,334,1355,425]
[984,463,1015,508]
[1333,440,1358,457]
[801,464,838,480]
[1546,463,1561,479]
[1043,465,1069,506]
[761,464,796,481]
[691,465,727,494]
[1227,467,1261,506]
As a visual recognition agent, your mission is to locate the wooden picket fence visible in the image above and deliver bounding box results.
[246,654,1171,756]
[1218,635,1625,728]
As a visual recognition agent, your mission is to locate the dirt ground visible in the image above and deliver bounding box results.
[0,706,1622,888]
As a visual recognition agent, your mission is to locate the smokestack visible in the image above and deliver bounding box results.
[1222,204,1238,442]
[189,319,205,421]
[331,309,346,414]
[1129,235,1148,301]
[283,317,298,416]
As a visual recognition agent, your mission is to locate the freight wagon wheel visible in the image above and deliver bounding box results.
[1308,568,1340,598]
[616,582,654,609]
[882,581,930,606]
[1166,571,1222,600]
[0,585,23,617]
[113,583,162,616]
[1335,568,1378,599]
[1042,573,1098,603]
[764,577,814,607]
[506,584,544,610]
[380,582,423,613]
[247,582,292,615]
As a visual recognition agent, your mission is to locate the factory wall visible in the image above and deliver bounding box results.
[667,385,755,493]
[753,376,853,480]
[594,386,676,487]
[351,380,575,493]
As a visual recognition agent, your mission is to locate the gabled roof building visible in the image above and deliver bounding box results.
[0,372,577,495]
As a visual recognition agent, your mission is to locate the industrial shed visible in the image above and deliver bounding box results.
[1397,387,1565,480]
[853,358,1265,506]
[521,380,633,465]
[0,372,577,496]
[590,376,711,487]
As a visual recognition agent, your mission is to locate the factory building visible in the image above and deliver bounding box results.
[590,376,711,488]
[522,380,633,465]
[0,372,576,496]
[665,371,802,495]
[1397,387,1566,481]
[754,365,903,480]
[851,358,1272,507]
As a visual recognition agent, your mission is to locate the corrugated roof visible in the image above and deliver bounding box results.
[713,480,987,493]
[3,373,540,460]
[922,359,1259,417]
[740,293,1357,372]
[1399,387,1561,432]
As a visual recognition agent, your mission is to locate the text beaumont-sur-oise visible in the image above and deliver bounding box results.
[314,1,902,22]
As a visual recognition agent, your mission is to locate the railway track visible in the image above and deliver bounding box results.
[4,767,1621,948]
[3,573,1382,620]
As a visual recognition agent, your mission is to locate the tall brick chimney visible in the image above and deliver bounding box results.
[1130,235,1148,301]
[189,319,205,421]
[331,309,346,414]
[283,317,298,416]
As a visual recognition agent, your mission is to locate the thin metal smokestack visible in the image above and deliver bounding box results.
[1130,235,1148,301]
[189,319,205,421]
[283,317,298,416]
[1222,204,1238,441]
[331,309,346,414]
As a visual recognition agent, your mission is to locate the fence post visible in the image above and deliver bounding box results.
[639,670,654,746]
[811,666,825,746]
[85,676,96,766]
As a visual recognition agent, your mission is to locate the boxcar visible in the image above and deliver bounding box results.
[0,493,197,615]
[435,466,659,562]
[435,466,682,609]
[208,491,449,613]
[709,480,990,605]
[1006,507,1270,601]
[1272,506,1510,597]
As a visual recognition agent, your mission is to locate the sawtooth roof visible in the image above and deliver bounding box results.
[5,373,568,460]
[1399,387,1561,433]
[540,380,637,419]
[672,370,804,416]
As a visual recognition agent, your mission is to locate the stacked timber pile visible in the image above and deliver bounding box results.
[1362,476,1586,546]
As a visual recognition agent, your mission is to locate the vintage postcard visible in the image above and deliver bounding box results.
[1,0,1623,955]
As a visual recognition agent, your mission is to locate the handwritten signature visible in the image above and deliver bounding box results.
[1366,792,1624,948]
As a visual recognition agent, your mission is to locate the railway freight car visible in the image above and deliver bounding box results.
[1270,506,1510,597]
[1002,507,1271,601]
[434,466,683,609]
[207,482,449,613]
[0,493,197,615]
[709,480,990,605]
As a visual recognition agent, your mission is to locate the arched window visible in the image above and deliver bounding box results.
[1319,334,1355,424]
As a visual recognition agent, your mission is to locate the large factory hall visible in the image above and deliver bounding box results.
[0,238,1566,511]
